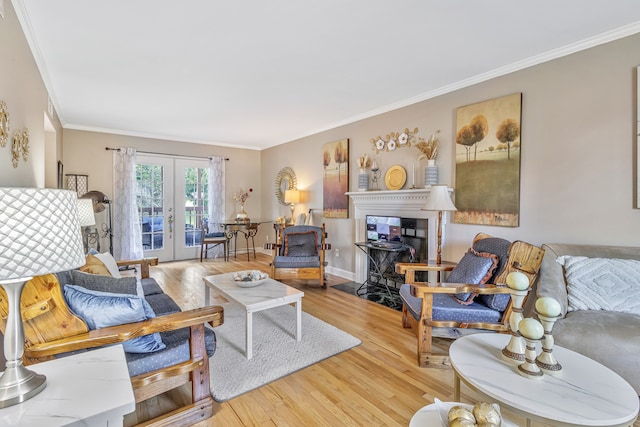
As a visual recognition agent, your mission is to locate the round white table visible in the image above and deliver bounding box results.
[449,333,639,427]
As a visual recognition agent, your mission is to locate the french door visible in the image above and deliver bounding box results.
[136,155,209,262]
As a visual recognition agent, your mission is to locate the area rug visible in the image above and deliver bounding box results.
[332,281,403,311]
[209,303,361,402]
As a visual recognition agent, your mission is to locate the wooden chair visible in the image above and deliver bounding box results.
[200,223,228,262]
[0,257,224,427]
[265,223,330,288]
[395,233,544,368]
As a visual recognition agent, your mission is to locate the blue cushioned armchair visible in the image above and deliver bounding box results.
[396,233,545,368]
[266,224,330,288]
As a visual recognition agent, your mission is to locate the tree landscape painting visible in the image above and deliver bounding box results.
[323,138,349,218]
[454,93,522,227]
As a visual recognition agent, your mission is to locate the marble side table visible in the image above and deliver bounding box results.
[0,345,135,426]
[450,333,639,427]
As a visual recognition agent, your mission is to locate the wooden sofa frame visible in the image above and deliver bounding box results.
[0,257,224,427]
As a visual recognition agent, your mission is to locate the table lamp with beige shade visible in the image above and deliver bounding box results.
[284,189,301,223]
[0,188,85,407]
[421,185,457,264]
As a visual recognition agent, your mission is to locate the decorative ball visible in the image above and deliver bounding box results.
[448,406,475,424]
[535,297,561,317]
[448,419,475,427]
[473,402,502,425]
[518,318,544,340]
[506,271,529,290]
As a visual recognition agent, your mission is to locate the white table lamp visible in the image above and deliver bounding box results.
[0,188,86,407]
[422,185,457,264]
[284,189,301,222]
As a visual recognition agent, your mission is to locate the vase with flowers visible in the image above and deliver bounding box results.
[233,187,253,221]
[415,130,440,187]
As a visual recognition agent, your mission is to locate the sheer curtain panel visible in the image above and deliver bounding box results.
[206,156,226,258]
[113,147,144,260]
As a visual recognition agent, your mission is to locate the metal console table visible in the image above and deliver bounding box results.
[220,220,269,261]
[354,241,414,297]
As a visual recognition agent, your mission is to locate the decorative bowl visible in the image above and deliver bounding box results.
[232,270,269,287]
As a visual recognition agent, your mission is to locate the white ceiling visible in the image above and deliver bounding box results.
[13,1,640,150]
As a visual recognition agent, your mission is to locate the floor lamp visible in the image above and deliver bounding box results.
[422,185,457,264]
[77,198,97,253]
[0,188,86,407]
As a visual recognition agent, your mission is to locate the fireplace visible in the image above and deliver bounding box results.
[347,189,446,284]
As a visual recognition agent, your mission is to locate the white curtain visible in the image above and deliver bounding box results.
[206,156,226,258]
[113,147,144,260]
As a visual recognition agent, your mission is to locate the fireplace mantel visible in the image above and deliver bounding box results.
[347,189,451,284]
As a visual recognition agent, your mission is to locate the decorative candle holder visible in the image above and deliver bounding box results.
[517,318,544,379]
[535,312,562,374]
[534,297,562,374]
[501,272,530,365]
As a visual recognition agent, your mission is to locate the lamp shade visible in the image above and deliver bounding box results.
[422,185,457,211]
[0,188,86,281]
[81,190,109,213]
[77,198,96,227]
[284,189,301,204]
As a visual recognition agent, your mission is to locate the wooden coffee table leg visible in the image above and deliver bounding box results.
[453,372,460,401]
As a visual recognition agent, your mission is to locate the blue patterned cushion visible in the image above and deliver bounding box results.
[273,255,320,268]
[284,231,318,256]
[63,285,166,354]
[399,285,502,323]
[125,327,217,377]
[472,237,513,311]
[447,249,498,303]
[472,237,511,283]
[70,270,137,295]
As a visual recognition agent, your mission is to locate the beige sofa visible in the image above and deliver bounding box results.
[526,243,640,395]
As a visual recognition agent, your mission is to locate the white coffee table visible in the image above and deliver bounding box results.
[449,333,639,427]
[203,272,304,359]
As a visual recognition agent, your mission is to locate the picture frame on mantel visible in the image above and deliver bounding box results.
[323,138,349,218]
[454,93,522,227]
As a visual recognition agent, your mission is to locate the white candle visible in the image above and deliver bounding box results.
[371,160,378,170]
[412,162,415,186]
[535,297,561,317]
[506,271,529,290]
[518,318,544,340]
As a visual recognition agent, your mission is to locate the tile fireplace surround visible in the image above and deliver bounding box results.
[346,189,447,284]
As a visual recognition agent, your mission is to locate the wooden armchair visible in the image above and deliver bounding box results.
[265,224,330,288]
[0,257,224,427]
[396,233,544,368]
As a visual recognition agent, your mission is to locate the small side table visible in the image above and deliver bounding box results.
[0,345,135,426]
[396,260,456,282]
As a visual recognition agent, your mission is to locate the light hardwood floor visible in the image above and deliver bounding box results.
[134,254,639,427]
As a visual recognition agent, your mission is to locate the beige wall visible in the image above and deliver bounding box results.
[0,1,62,188]
[262,33,640,276]
[63,129,261,251]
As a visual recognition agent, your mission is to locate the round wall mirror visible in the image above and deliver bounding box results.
[274,167,297,205]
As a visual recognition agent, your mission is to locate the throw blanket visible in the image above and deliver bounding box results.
[557,255,640,315]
